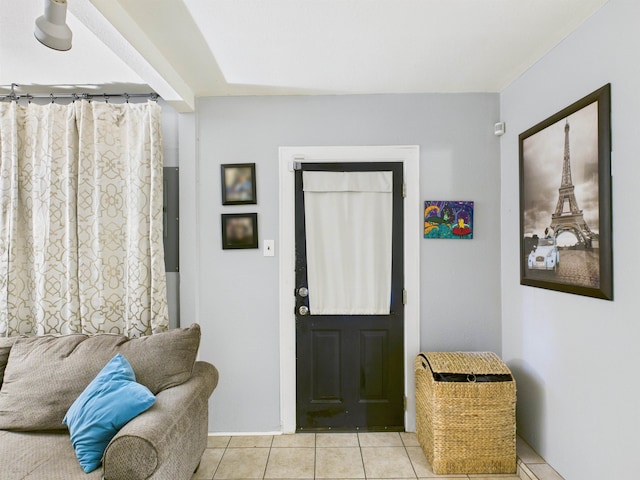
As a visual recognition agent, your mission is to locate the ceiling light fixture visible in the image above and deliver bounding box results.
[35,0,72,51]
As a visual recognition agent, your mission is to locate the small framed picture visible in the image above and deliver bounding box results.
[424,200,474,239]
[221,163,257,205]
[221,213,258,250]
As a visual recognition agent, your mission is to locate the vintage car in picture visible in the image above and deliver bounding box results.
[528,236,560,271]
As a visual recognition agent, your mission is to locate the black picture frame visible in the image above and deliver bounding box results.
[221,163,257,205]
[519,84,612,300]
[221,213,258,250]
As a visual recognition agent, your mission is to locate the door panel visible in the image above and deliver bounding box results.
[295,162,404,431]
[360,330,387,399]
[312,330,341,400]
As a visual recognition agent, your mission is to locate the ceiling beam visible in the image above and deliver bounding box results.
[80,0,198,112]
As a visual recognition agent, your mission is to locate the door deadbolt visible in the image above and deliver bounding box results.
[297,287,309,298]
[298,305,309,316]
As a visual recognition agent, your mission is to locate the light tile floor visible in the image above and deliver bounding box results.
[515,437,564,480]
[191,432,564,480]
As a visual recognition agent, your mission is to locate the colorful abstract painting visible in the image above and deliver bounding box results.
[424,200,474,239]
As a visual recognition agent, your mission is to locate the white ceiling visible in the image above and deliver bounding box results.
[0,0,145,94]
[1,0,609,112]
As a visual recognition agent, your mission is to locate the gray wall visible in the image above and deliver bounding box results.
[500,1,640,478]
[180,93,502,433]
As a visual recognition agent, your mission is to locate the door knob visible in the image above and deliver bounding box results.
[298,305,309,316]
[297,287,309,298]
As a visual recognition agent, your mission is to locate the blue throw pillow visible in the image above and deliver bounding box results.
[63,353,156,473]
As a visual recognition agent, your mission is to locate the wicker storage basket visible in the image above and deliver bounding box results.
[415,352,516,475]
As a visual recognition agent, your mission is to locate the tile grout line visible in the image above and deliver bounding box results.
[210,437,228,480]
[401,437,419,479]
[518,458,543,480]
[358,434,367,479]
[262,435,273,479]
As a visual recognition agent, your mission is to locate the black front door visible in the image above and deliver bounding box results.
[295,162,404,431]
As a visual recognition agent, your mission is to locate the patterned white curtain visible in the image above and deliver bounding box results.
[0,100,168,337]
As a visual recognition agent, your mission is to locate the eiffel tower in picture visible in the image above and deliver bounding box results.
[549,120,594,247]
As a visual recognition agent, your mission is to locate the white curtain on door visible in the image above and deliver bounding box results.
[0,100,168,337]
[303,171,393,315]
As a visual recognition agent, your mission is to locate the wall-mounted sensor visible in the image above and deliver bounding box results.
[494,122,506,136]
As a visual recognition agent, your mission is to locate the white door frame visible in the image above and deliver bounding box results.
[278,145,421,433]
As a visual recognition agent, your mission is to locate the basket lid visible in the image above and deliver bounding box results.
[422,352,511,375]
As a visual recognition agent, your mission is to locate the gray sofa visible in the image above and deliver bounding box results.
[0,323,218,480]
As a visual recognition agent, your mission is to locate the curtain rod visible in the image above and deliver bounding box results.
[0,85,159,103]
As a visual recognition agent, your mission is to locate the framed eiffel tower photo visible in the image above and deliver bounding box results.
[519,84,612,300]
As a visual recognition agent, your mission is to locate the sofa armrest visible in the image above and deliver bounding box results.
[102,361,218,480]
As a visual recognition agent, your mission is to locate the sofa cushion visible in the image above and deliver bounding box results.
[63,353,156,473]
[0,430,103,479]
[0,336,18,386]
[0,324,200,431]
